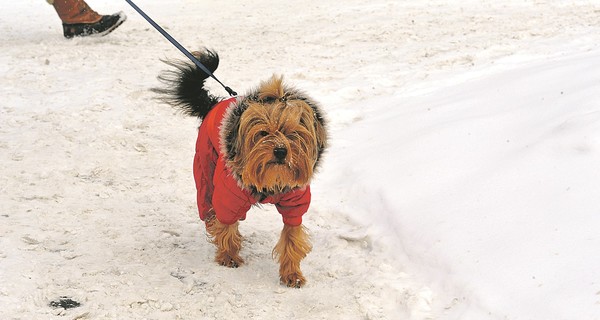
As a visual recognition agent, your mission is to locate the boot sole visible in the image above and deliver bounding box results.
[93,12,127,37]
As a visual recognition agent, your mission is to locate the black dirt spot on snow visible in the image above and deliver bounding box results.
[49,296,81,309]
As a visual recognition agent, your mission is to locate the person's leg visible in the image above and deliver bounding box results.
[49,0,101,24]
[48,0,126,38]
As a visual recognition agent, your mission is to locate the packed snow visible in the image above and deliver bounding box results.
[1,0,600,319]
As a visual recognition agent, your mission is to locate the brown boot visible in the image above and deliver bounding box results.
[51,0,102,25]
[50,0,127,38]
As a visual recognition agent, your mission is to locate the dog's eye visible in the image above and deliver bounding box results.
[259,131,269,137]
[262,96,276,103]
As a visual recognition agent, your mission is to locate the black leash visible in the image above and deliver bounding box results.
[125,0,237,97]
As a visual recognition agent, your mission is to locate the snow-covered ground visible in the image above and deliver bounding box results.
[1,0,600,319]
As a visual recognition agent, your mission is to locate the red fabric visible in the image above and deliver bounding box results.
[193,98,311,226]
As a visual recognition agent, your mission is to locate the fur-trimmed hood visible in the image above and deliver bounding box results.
[219,82,327,189]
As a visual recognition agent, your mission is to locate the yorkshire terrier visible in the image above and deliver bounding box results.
[154,49,327,287]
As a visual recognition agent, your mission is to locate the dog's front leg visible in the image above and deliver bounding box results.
[206,218,244,268]
[273,224,312,288]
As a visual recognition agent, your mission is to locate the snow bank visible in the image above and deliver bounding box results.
[318,50,600,318]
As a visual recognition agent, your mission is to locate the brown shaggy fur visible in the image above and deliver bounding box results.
[206,218,244,268]
[273,225,312,288]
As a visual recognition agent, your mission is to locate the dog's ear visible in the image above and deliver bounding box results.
[281,81,328,166]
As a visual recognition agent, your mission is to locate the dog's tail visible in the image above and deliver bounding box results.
[152,49,223,120]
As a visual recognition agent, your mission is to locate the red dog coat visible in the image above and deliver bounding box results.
[193,98,311,226]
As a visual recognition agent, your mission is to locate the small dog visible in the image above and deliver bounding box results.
[154,50,327,287]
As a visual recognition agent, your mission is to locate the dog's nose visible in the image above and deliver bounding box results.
[273,147,287,161]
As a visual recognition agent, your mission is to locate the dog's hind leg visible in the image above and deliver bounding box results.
[273,224,312,288]
[206,218,244,268]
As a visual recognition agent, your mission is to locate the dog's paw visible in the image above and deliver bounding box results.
[280,273,306,288]
[216,253,244,268]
